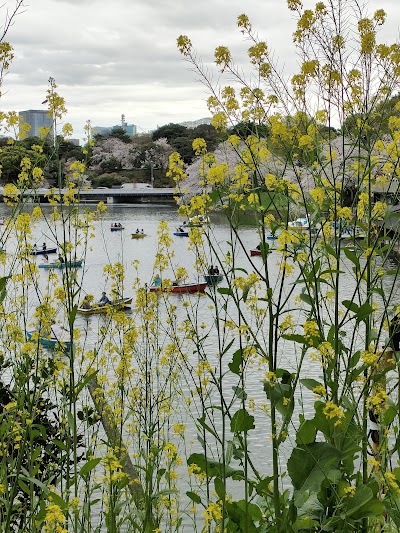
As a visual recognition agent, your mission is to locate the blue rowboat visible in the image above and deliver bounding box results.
[31,247,57,255]
[39,259,83,269]
[111,226,124,232]
[204,274,223,285]
[173,231,189,237]
[26,330,71,350]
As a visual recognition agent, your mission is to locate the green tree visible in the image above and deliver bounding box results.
[152,122,188,143]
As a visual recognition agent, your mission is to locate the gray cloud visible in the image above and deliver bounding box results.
[0,0,399,139]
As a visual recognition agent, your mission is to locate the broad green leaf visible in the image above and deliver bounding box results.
[345,486,384,520]
[214,477,225,500]
[287,442,342,507]
[230,408,255,433]
[355,302,373,321]
[228,349,243,376]
[296,419,317,445]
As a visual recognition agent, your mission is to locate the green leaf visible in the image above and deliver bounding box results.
[343,246,359,266]
[300,378,323,392]
[355,302,373,321]
[68,304,78,330]
[214,477,225,500]
[197,415,220,441]
[79,458,101,477]
[343,485,373,517]
[19,475,49,494]
[282,333,307,345]
[217,287,233,296]
[342,299,359,313]
[299,292,313,306]
[0,275,10,304]
[230,408,255,433]
[296,419,317,445]
[225,440,234,465]
[186,491,201,504]
[293,517,320,532]
[187,453,243,479]
[228,349,243,376]
[48,491,68,510]
[232,385,247,400]
[344,485,384,520]
[382,403,397,426]
[75,370,99,398]
[287,442,342,507]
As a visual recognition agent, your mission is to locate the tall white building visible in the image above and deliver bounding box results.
[19,110,53,138]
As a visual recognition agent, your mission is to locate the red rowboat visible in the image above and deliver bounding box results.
[149,282,207,294]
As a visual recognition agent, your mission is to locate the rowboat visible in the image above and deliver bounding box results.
[26,330,71,350]
[173,230,189,237]
[77,297,133,315]
[31,247,57,255]
[183,215,210,227]
[149,282,207,294]
[339,226,365,240]
[39,259,83,269]
[250,249,262,256]
[288,217,313,232]
[204,274,223,285]
[131,233,147,239]
[111,226,124,232]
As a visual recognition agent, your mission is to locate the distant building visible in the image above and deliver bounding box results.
[93,121,137,137]
[119,122,137,136]
[69,138,80,146]
[19,110,53,138]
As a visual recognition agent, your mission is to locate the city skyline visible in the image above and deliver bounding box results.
[1,0,400,141]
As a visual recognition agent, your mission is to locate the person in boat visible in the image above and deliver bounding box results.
[80,295,92,310]
[389,313,400,351]
[213,265,220,275]
[136,228,140,233]
[179,227,185,233]
[141,229,144,234]
[208,265,214,275]
[111,223,114,228]
[98,291,111,306]
[153,275,162,287]
[33,244,37,253]
[42,242,47,251]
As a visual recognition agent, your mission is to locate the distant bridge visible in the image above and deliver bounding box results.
[0,187,180,205]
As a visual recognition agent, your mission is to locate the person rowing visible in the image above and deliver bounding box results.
[98,291,111,306]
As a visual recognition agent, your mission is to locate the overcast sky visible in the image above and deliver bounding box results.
[1,0,400,141]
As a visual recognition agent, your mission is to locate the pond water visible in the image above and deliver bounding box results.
[0,202,398,530]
